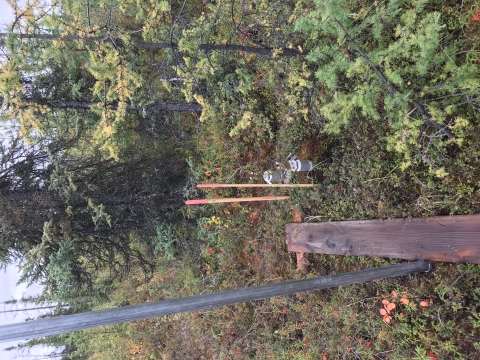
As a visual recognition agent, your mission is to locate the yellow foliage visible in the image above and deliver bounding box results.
[229,111,253,137]
[272,48,283,58]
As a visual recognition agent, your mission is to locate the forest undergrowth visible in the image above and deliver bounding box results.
[3,0,480,358]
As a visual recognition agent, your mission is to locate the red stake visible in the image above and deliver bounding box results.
[185,196,290,205]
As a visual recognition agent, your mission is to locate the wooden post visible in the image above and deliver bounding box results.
[197,184,317,188]
[186,196,290,205]
[0,261,430,343]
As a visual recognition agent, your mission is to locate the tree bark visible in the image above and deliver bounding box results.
[0,97,202,113]
[0,33,307,56]
[0,305,63,314]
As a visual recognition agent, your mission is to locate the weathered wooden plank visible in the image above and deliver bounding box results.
[286,215,480,263]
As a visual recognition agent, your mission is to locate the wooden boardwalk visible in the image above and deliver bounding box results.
[286,215,480,263]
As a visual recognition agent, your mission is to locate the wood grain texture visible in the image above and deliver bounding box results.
[286,215,480,263]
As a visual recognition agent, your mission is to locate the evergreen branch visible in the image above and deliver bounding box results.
[169,0,188,45]
[10,3,35,33]
[331,18,454,139]
[227,0,242,45]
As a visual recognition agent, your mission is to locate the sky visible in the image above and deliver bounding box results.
[0,0,15,26]
[0,267,50,359]
[0,1,58,358]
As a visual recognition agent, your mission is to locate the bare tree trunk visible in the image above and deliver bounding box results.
[1,97,202,113]
[0,305,63,314]
[0,33,307,56]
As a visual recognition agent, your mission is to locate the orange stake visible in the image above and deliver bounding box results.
[186,196,290,205]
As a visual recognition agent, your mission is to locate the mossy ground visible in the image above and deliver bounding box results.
[82,2,480,359]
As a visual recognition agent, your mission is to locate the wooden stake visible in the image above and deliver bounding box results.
[186,196,290,205]
[197,183,317,188]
